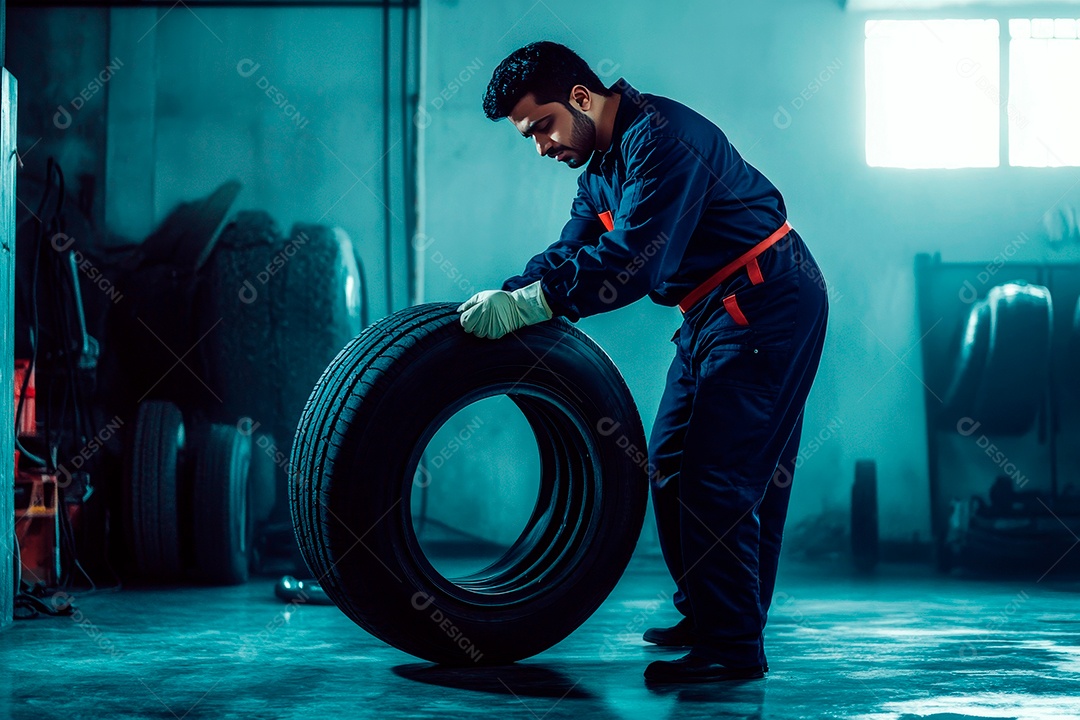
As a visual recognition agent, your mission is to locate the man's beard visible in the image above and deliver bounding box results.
[564,105,596,169]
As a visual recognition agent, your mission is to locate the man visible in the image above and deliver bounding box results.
[458,41,828,684]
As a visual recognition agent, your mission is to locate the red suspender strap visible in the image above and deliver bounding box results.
[598,210,615,232]
[746,257,764,285]
[678,221,792,313]
[722,293,749,326]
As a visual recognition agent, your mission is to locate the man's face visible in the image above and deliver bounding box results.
[509,91,597,169]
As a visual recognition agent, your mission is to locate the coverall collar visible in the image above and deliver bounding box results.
[589,77,644,173]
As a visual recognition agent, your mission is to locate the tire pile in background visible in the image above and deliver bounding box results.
[120,209,364,585]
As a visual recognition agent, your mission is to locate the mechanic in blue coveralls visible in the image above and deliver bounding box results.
[458,41,829,684]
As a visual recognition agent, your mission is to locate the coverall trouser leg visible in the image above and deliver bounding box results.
[648,249,828,668]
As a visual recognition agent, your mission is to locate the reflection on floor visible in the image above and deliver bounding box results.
[1,550,1078,719]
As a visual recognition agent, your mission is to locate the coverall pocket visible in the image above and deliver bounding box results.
[698,341,787,396]
[722,270,800,351]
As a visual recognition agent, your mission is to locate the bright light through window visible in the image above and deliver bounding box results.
[1008,18,1080,167]
[865,20,1000,169]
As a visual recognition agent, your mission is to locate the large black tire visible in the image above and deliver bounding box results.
[974,282,1051,435]
[942,281,1051,435]
[124,400,185,580]
[851,460,879,574]
[248,432,279,525]
[1074,295,1080,346]
[289,303,648,665]
[941,299,991,424]
[279,223,363,457]
[935,536,955,574]
[198,210,284,427]
[193,424,252,585]
[199,218,361,535]
[1068,296,1080,401]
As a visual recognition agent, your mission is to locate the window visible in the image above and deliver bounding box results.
[866,17,1080,169]
[1008,18,1080,167]
[865,19,1000,169]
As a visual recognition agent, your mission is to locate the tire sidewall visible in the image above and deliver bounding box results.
[318,318,647,664]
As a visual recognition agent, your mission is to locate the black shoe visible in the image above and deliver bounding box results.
[642,618,696,647]
[644,654,766,684]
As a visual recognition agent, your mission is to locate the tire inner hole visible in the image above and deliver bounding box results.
[409,395,543,581]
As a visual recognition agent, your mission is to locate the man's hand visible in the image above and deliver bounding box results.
[458,281,553,339]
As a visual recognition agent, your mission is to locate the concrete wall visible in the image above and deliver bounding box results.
[8,1,1079,555]
[8,5,411,318]
[7,8,109,228]
[146,6,409,318]
[417,0,1080,547]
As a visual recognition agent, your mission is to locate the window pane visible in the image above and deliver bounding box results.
[1009,20,1080,167]
[865,20,1000,169]
[1010,19,1031,40]
[1031,18,1056,39]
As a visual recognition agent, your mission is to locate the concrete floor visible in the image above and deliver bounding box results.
[2,552,1079,720]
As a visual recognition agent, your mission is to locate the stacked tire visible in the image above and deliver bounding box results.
[124,400,255,585]
[941,281,1052,435]
[936,280,1055,573]
[197,214,363,551]
[851,460,879,573]
[124,401,186,581]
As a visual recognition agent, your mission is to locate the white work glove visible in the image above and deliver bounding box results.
[458,281,553,339]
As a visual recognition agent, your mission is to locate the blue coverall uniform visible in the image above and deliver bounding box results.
[502,78,829,668]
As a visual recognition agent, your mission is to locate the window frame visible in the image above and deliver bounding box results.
[861,7,1080,170]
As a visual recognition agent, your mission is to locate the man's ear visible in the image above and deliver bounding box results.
[569,84,592,112]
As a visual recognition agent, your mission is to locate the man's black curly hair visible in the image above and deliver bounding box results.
[483,41,613,121]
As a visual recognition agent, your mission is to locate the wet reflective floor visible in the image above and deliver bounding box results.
[1,552,1078,719]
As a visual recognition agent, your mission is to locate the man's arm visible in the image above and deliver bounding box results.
[539,136,714,321]
[501,179,606,291]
